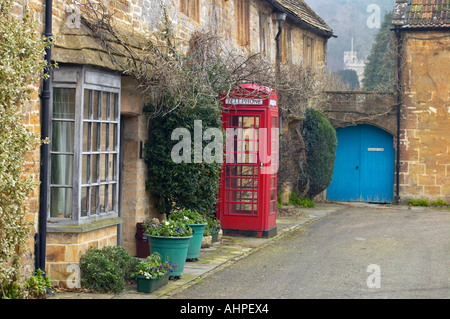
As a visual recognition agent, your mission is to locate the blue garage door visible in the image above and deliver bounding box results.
[327,125,394,203]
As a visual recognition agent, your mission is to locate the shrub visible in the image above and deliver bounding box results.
[205,217,221,236]
[79,246,140,293]
[144,104,222,218]
[288,193,315,208]
[143,219,193,237]
[407,199,430,207]
[301,108,337,199]
[168,209,207,225]
[133,252,176,279]
[431,199,448,207]
[26,269,53,299]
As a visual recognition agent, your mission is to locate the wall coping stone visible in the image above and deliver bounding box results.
[47,217,123,234]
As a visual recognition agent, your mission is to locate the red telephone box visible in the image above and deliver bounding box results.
[217,84,279,238]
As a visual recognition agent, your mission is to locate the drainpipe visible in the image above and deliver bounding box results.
[275,12,286,78]
[394,27,403,204]
[275,12,286,123]
[36,0,53,273]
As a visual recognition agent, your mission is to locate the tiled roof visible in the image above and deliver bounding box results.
[393,0,450,29]
[267,0,334,37]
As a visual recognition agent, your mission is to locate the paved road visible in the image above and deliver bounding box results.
[172,205,450,299]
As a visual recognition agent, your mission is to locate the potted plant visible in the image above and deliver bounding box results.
[143,219,193,279]
[206,217,221,243]
[133,252,176,293]
[168,209,207,262]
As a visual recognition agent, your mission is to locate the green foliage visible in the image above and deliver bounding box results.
[204,217,221,236]
[362,11,395,92]
[144,104,223,217]
[79,246,140,293]
[26,269,53,299]
[143,219,193,237]
[133,252,176,279]
[168,209,207,225]
[277,193,283,208]
[1,262,53,299]
[288,193,315,208]
[408,198,449,208]
[407,199,430,207]
[0,0,51,288]
[336,69,360,90]
[431,199,448,207]
[301,108,337,199]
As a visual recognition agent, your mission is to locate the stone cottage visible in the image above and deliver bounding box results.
[392,0,450,203]
[11,0,333,286]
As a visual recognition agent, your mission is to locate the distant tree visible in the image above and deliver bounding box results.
[362,11,395,92]
[336,69,360,90]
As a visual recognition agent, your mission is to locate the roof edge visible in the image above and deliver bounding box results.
[265,0,336,39]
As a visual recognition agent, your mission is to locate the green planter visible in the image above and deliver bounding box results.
[148,235,192,278]
[136,273,169,293]
[186,224,206,261]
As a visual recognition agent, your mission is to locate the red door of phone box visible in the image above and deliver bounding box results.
[217,84,279,238]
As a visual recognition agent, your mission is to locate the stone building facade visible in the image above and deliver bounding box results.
[393,0,450,203]
[11,0,333,286]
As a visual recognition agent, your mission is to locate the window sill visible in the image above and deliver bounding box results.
[47,217,123,233]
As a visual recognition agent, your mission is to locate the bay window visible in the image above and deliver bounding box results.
[49,65,121,224]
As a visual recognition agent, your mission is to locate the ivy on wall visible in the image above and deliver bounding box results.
[0,0,51,298]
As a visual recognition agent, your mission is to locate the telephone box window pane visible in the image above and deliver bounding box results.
[241,166,253,176]
[270,202,275,213]
[272,116,277,128]
[230,203,252,215]
[242,117,255,127]
[240,178,253,189]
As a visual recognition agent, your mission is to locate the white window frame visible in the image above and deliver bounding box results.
[48,65,121,225]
